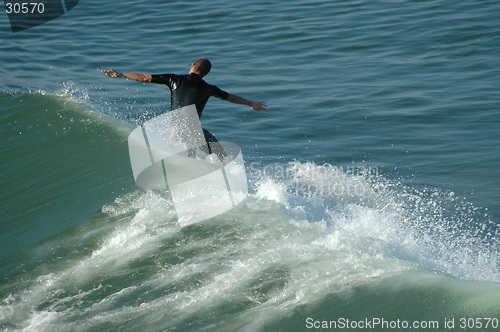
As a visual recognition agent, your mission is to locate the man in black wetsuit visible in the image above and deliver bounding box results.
[102,58,267,157]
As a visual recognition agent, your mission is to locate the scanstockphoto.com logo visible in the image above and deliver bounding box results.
[128,105,248,227]
[4,0,78,33]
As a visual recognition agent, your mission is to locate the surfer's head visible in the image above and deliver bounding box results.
[190,58,212,77]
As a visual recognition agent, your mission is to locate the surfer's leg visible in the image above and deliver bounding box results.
[203,128,227,161]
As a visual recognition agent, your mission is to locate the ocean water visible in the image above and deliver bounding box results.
[1,0,500,331]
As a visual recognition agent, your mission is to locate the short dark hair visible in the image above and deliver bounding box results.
[193,58,212,77]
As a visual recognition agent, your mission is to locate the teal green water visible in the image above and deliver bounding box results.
[1,1,500,331]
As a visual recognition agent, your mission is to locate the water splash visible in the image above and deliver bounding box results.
[252,161,500,282]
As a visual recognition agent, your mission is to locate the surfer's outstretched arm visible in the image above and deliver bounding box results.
[226,93,267,111]
[102,69,152,83]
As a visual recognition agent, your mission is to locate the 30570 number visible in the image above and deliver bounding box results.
[5,2,45,14]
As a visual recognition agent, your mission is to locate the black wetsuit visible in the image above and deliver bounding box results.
[151,73,229,157]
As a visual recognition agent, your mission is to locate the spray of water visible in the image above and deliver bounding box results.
[252,161,500,282]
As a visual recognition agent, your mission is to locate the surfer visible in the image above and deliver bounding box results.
[102,58,267,158]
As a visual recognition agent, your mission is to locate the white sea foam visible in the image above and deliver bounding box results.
[2,161,499,331]
[251,161,500,282]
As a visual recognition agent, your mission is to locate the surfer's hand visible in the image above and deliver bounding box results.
[102,69,122,78]
[251,101,267,111]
